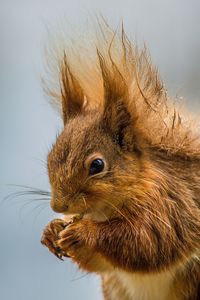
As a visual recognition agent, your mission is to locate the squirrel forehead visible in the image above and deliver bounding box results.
[49,114,115,165]
[63,114,104,147]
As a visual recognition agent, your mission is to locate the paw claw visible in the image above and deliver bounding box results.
[41,219,68,260]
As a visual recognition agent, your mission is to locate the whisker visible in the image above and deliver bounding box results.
[16,200,49,216]
[6,184,51,194]
[19,201,49,223]
[32,204,50,226]
[3,194,50,207]
[132,201,172,229]
[31,157,47,170]
[97,189,172,230]
[10,198,50,208]
[95,207,110,223]
[78,193,110,223]
[4,191,51,200]
[3,185,51,204]
[83,170,114,185]
[81,196,88,211]
[70,272,90,282]
[26,202,48,212]
[101,198,135,229]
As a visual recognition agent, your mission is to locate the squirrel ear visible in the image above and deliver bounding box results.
[103,95,133,147]
[98,51,136,147]
[60,53,86,124]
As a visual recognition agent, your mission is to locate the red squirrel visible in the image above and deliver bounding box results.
[41,23,200,300]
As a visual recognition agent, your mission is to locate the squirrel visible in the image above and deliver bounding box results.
[41,22,200,300]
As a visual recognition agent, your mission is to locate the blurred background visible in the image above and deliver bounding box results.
[0,0,200,299]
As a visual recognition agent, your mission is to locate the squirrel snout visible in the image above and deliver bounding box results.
[50,196,69,213]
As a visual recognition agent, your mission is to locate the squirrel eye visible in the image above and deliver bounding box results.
[89,158,105,175]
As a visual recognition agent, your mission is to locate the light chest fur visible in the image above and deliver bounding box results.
[103,269,178,300]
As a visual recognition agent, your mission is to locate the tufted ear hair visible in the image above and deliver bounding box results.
[60,53,87,124]
[97,50,138,149]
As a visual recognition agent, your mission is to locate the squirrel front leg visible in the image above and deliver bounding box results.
[61,216,199,273]
[41,218,114,273]
[56,217,165,272]
[92,215,200,273]
[45,211,199,274]
[56,217,157,272]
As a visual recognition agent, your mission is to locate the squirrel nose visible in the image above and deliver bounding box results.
[50,197,69,213]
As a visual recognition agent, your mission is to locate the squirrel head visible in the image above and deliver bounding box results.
[47,53,147,219]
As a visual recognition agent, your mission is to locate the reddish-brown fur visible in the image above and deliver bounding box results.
[41,23,200,300]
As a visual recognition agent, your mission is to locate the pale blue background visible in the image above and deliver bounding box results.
[0,1,200,299]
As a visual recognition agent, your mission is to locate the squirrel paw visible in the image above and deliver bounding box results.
[55,219,96,259]
[41,218,68,260]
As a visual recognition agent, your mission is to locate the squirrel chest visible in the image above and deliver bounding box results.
[103,269,177,300]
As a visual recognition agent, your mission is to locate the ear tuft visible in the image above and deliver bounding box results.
[97,49,137,148]
[60,53,85,124]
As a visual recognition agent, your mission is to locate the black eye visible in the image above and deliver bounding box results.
[89,159,105,175]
